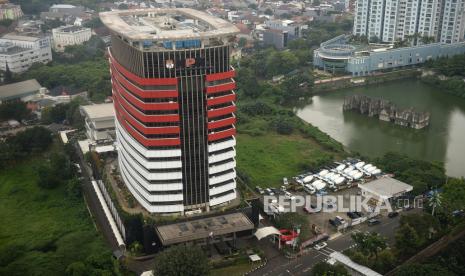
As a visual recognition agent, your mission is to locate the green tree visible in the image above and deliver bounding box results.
[66,178,82,199]
[65,261,90,276]
[395,223,421,258]
[396,263,454,276]
[442,178,465,211]
[265,51,299,77]
[237,67,261,98]
[351,232,387,260]
[0,101,31,121]
[265,8,273,15]
[238,37,247,48]
[153,245,210,276]
[311,261,349,276]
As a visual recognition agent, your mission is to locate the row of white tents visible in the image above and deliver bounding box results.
[296,160,382,193]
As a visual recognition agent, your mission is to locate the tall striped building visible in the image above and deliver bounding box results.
[100,9,239,214]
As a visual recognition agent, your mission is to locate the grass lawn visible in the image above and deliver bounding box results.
[211,262,259,276]
[0,157,109,275]
[236,132,337,188]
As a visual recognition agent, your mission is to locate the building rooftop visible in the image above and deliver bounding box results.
[54,25,90,33]
[359,177,413,199]
[156,212,254,245]
[0,34,43,42]
[100,8,239,41]
[80,103,115,120]
[0,79,42,101]
[329,252,382,276]
[51,4,77,9]
[0,42,28,55]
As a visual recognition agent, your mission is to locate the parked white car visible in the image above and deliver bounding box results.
[314,242,328,250]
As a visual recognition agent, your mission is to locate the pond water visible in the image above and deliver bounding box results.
[296,80,465,177]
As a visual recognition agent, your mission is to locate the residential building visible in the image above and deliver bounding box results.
[440,0,465,43]
[52,25,92,51]
[80,103,116,144]
[0,34,52,73]
[0,2,23,20]
[100,8,239,214]
[262,19,303,49]
[353,0,465,43]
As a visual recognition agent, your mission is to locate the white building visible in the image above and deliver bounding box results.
[353,0,465,43]
[359,177,413,201]
[0,34,52,73]
[440,0,465,43]
[52,25,92,52]
[80,103,116,144]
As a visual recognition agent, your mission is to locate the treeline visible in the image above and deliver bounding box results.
[15,36,111,102]
[21,58,111,102]
[375,152,446,194]
[0,127,53,168]
[347,205,465,274]
[423,54,465,98]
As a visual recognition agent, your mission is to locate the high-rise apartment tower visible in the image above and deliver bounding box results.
[353,0,465,43]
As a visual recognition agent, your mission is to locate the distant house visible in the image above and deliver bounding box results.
[0,79,42,104]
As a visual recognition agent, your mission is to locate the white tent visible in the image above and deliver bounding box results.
[254,226,282,240]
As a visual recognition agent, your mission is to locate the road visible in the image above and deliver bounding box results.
[73,142,120,253]
[250,214,401,276]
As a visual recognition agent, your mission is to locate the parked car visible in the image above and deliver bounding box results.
[335,216,346,224]
[265,188,274,196]
[314,242,328,250]
[368,219,381,226]
[347,212,360,219]
[329,219,341,227]
[284,191,295,201]
[354,211,364,217]
[304,204,320,214]
[283,177,289,185]
[388,211,399,218]
[255,186,264,195]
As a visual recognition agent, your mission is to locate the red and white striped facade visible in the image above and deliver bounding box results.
[102,9,239,214]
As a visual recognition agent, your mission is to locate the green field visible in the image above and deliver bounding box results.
[0,158,109,275]
[236,132,338,188]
